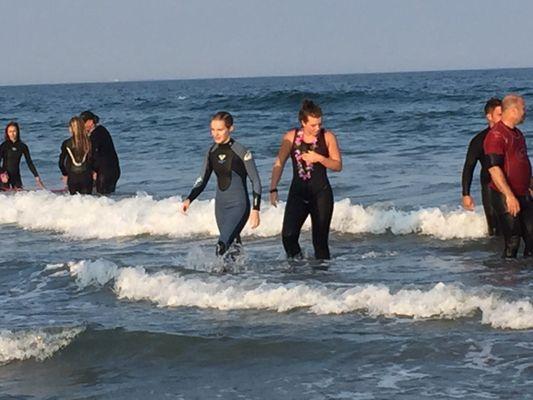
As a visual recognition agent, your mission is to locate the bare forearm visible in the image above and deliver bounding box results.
[270,160,284,189]
[489,167,514,197]
[318,155,342,171]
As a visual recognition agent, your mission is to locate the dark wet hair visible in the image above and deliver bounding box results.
[211,111,233,128]
[80,110,100,124]
[484,98,501,115]
[4,121,20,142]
[298,99,322,123]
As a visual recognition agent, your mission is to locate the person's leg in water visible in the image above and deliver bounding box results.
[68,173,93,195]
[215,201,250,258]
[482,182,501,236]
[95,168,119,195]
[282,190,310,259]
[518,196,533,257]
[309,186,334,260]
[491,189,521,258]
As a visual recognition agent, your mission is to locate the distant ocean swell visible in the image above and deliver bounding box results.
[0,192,486,240]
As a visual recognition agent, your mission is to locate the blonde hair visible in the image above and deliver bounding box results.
[69,116,91,157]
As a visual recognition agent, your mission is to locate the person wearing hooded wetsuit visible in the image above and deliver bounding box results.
[270,100,342,260]
[182,112,261,256]
[80,111,120,195]
[0,122,45,190]
[461,98,502,236]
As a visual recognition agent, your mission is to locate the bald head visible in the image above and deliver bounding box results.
[501,94,526,127]
[502,94,524,111]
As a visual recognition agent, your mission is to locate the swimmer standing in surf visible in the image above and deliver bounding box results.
[181,111,261,257]
[461,98,502,236]
[484,94,533,258]
[0,122,45,190]
[269,100,342,260]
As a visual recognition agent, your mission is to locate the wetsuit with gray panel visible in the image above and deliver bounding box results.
[186,138,261,256]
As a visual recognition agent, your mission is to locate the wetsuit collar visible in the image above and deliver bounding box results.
[219,138,233,147]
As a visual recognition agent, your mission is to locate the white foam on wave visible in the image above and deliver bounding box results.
[65,259,533,330]
[0,191,486,240]
[0,326,84,364]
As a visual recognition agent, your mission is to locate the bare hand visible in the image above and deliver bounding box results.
[0,172,8,184]
[92,172,97,181]
[35,176,46,190]
[248,210,260,229]
[506,194,520,217]
[462,195,475,211]
[181,198,191,214]
[301,151,323,164]
[61,175,68,186]
[270,191,278,207]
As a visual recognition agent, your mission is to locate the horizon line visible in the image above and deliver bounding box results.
[1,65,532,89]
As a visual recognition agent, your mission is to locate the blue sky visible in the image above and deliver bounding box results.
[1,0,532,85]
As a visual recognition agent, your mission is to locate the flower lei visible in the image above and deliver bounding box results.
[294,129,318,181]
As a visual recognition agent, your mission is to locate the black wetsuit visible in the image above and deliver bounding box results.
[461,127,500,236]
[282,128,334,260]
[59,138,94,195]
[90,125,120,194]
[186,138,261,256]
[0,140,39,189]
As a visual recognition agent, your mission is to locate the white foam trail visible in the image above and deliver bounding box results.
[0,191,486,240]
[68,259,119,287]
[0,326,84,364]
[65,260,533,330]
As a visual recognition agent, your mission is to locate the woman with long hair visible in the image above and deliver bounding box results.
[59,116,94,195]
[0,121,45,190]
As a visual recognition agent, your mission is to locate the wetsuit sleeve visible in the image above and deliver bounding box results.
[232,141,262,210]
[59,141,68,176]
[461,134,481,196]
[483,129,505,168]
[186,149,213,202]
[243,150,262,211]
[0,143,6,172]
[22,143,39,177]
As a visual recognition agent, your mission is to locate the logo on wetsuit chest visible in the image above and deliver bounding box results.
[217,154,227,163]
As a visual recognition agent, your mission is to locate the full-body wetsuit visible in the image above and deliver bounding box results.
[186,139,262,256]
[484,121,533,257]
[461,127,500,236]
[59,138,94,195]
[282,128,334,260]
[90,125,120,194]
[0,140,40,189]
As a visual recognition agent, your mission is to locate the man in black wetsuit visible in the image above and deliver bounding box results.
[461,98,502,236]
[80,111,120,195]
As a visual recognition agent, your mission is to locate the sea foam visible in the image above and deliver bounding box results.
[0,191,486,240]
[65,259,533,330]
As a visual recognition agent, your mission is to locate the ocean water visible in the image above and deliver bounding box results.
[1,69,533,399]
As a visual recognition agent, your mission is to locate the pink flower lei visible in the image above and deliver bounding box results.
[294,129,318,181]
